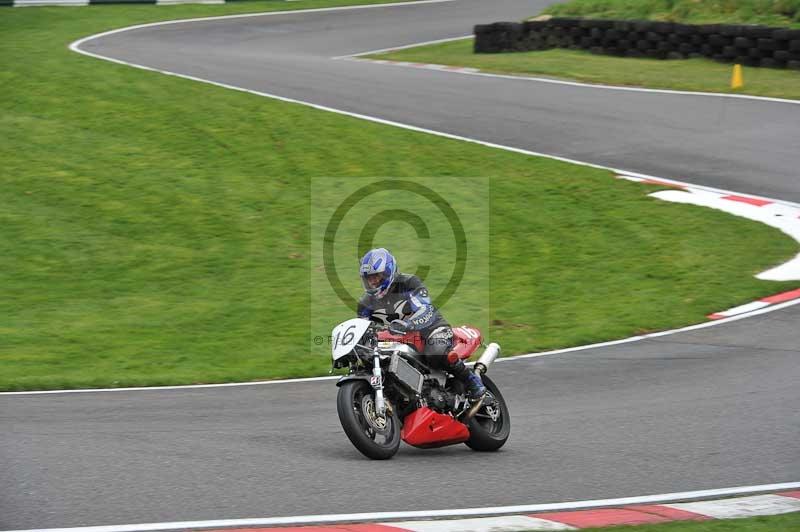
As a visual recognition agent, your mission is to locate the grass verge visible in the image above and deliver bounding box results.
[1,2,797,390]
[565,511,800,532]
[367,39,800,100]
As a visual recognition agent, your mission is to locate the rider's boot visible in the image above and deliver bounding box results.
[465,372,487,401]
[450,360,487,401]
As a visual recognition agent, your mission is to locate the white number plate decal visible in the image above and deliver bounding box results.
[331,318,371,361]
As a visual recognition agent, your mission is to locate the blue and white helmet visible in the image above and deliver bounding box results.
[360,248,397,299]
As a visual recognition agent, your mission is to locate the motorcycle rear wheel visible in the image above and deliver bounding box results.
[465,375,510,452]
[336,380,401,460]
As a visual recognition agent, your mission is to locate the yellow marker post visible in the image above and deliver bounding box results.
[731,64,744,89]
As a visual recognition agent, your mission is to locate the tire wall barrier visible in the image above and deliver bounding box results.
[474,18,800,70]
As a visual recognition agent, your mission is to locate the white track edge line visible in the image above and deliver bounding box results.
[3,7,786,397]
[497,297,800,361]
[0,375,339,395]
[341,39,800,106]
[332,34,472,58]
[67,0,461,47]
[6,482,800,532]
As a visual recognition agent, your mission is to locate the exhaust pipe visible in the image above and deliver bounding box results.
[473,342,500,376]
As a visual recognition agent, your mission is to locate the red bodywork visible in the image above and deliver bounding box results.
[448,326,483,363]
[377,330,425,353]
[377,325,482,363]
[401,407,470,448]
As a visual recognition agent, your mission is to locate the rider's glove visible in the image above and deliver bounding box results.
[388,319,409,335]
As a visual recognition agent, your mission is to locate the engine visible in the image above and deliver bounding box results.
[422,381,456,413]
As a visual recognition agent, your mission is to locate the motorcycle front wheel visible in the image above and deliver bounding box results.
[465,375,511,452]
[336,380,401,460]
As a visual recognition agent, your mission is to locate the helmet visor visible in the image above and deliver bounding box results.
[362,271,386,293]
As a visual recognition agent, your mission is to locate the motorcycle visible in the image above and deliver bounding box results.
[331,318,510,459]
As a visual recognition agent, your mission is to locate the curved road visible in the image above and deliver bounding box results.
[2,1,799,529]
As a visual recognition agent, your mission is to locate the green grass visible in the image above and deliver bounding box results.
[562,512,800,532]
[542,0,800,27]
[1,3,797,391]
[369,39,800,100]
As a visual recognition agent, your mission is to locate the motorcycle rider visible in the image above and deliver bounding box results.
[356,247,487,401]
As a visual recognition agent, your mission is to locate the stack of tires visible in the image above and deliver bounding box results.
[474,19,800,69]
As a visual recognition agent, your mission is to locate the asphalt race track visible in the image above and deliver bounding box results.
[2,1,799,529]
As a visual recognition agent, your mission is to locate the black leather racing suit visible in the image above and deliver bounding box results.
[357,273,472,381]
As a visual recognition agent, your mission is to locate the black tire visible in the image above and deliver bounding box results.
[464,375,510,452]
[336,380,400,460]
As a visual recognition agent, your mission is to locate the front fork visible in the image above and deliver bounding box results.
[371,351,386,417]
